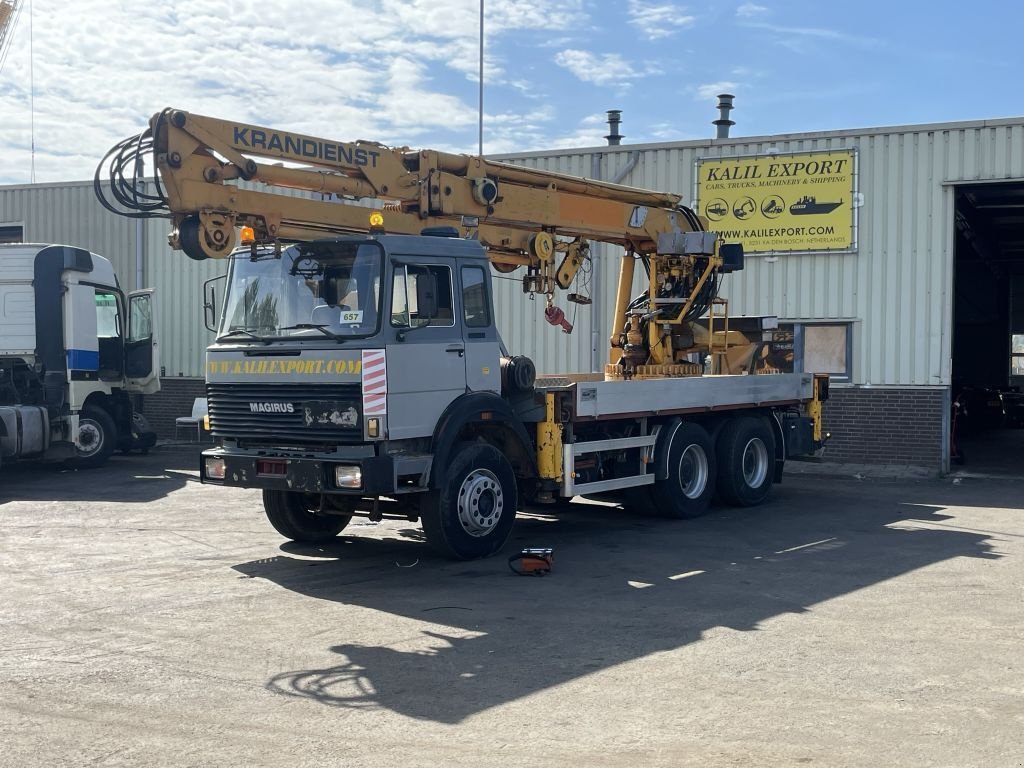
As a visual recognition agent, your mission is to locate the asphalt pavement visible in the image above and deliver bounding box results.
[1,447,1021,767]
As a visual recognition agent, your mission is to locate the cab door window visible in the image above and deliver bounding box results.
[95,291,120,339]
[128,291,153,343]
[95,290,124,379]
[391,264,454,328]
[461,266,490,328]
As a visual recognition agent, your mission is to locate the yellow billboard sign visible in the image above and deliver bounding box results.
[695,149,856,254]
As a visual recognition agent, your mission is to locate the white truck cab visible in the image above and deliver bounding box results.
[0,243,159,468]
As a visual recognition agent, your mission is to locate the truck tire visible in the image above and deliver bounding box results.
[650,422,716,518]
[118,412,155,455]
[69,407,117,469]
[262,490,352,543]
[420,442,517,560]
[716,416,776,507]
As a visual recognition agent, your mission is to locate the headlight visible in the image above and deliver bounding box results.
[205,457,226,480]
[334,465,362,489]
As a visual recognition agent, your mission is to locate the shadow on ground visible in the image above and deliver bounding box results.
[0,445,201,504]
[233,476,1003,724]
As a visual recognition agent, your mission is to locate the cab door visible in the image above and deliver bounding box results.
[385,260,466,440]
[125,289,160,394]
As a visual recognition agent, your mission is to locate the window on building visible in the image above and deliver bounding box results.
[756,321,853,381]
[1012,334,1024,377]
[753,326,796,375]
[803,324,851,379]
[0,224,24,243]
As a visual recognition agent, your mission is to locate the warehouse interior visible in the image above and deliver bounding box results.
[952,181,1024,474]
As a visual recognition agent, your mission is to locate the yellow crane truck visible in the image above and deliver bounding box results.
[96,109,827,560]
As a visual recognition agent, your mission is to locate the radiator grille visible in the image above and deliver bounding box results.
[206,382,363,445]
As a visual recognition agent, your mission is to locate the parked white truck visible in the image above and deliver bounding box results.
[0,243,160,469]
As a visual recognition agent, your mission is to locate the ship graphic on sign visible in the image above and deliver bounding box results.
[789,196,843,215]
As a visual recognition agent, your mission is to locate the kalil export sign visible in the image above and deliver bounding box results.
[695,149,857,254]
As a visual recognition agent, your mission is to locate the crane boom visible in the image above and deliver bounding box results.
[96,108,744,375]
[0,0,23,75]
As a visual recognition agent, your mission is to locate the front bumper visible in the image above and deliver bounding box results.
[200,446,395,494]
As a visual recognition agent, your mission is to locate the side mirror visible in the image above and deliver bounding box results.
[203,274,226,333]
[415,272,439,320]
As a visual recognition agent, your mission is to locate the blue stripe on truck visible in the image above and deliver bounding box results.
[66,349,99,370]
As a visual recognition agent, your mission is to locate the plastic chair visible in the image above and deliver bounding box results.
[175,397,208,442]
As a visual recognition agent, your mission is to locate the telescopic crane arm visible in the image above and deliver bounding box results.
[97,108,744,376]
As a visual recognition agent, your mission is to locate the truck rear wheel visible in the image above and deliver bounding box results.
[420,442,517,560]
[69,407,117,469]
[716,416,776,506]
[262,490,352,543]
[650,422,716,518]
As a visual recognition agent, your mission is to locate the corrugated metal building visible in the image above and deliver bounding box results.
[495,117,1024,472]
[3,116,1022,469]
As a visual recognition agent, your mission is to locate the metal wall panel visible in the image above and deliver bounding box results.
[143,213,226,379]
[497,118,1024,386]
[0,181,138,290]
[0,181,228,378]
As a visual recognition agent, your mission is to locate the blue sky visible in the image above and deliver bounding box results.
[0,0,1020,184]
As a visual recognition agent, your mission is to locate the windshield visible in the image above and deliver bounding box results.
[219,241,383,340]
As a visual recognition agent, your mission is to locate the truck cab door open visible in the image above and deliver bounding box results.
[126,289,159,393]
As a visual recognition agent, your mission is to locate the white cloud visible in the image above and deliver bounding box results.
[742,21,880,51]
[627,1,696,40]
[553,50,642,88]
[736,3,768,18]
[697,81,738,100]
[0,0,587,184]
[581,112,612,126]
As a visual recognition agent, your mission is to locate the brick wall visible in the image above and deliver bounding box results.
[821,386,946,470]
[141,377,207,439]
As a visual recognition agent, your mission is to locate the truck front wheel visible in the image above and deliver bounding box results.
[420,442,518,560]
[651,422,716,518]
[69,407,117,469]
[716,416,776,506]
[262,490,352,543]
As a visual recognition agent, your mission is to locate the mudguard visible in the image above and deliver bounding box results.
[431,392,537,485]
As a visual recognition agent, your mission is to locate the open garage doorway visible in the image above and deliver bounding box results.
[951,181,1024,476]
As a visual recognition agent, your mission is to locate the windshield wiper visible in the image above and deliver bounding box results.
[276,323,345,341]
[219,328,271,343]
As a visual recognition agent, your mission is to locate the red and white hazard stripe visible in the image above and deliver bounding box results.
[361,349,387,415]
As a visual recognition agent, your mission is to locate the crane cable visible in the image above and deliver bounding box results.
[94,128,169,219]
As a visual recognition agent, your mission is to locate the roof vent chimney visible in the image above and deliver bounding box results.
[713,94,735,139]
[605,110,623,146]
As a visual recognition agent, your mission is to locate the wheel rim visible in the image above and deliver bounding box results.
[456,468,504,537]
[742,437,769,488]
[77,420,103,456]
[678,444,709,499]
